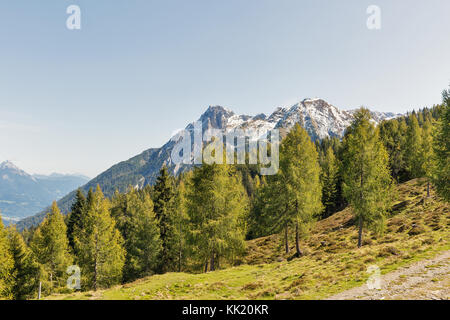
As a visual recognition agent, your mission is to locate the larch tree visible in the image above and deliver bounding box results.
[74,185,125,290]
[30,201,72,291]
[433,89,450,202]
[420,118,434,197]
[341,108,393,248]
[320,146,339,218]
[0,214,13,299]
[185,164,247,272]
[173,178,189,272]
[279,123,323,257]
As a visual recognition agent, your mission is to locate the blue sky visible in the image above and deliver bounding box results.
[1,0,449,177]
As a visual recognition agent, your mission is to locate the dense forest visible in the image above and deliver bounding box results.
[0,89,448,300]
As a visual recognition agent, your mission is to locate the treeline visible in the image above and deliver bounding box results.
[0,89,448,299]
[0,164,248,298]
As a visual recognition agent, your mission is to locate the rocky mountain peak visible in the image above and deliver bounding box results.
[199,106,236,129]
[0,161,30,177]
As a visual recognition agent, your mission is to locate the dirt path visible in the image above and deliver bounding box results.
[326,250,450,300]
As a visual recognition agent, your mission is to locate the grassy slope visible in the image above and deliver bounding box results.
[48,179,449,300]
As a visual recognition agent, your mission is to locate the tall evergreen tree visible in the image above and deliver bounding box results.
[152,167,177,273]
[173,179,189,272]
[320,146,339,218]
[341,108,393,247]
[122,190,161,282]
[405,114,424,178]
[7,227,41,300]
[379,119,407,181]
[278,124,322,256]
[74,185,125,290]
[185,164,247,272]
[252,172,292,250]
[433,89,450,202]
[30,201,72,291]
[0,214,13,299]
[67,189,86,251]
[86,187,94,208]
[421,118,434,197]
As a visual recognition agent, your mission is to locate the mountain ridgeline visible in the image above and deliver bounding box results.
[1,91,448,300]
[0,161,88,224]
[16,99,400,229]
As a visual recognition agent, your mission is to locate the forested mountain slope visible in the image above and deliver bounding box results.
[47,178,449,300]
[16,99,399,230]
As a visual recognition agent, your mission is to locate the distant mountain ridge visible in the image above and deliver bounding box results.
[0,161,89,224]
[16,98,401,229]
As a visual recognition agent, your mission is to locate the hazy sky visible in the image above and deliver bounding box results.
[1,0,449,177]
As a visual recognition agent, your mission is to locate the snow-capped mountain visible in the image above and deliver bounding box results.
[181,98,400,142]
[0,161,89,224]
[16,98,401,229]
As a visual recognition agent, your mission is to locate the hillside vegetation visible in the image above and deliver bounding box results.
[48,179,449,300]
[3,101,447,300]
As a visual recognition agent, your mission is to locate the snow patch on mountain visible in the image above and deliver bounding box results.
[196,98,399,141]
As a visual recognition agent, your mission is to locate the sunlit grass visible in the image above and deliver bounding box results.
[47,179,449,300]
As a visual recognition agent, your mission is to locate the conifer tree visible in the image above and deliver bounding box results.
[67,188,86,251]
[173,179,189,272]
[421,118,434,197]
[110,189,128,233]
[279,124,322,256]
[86,187,94,208]
[341,108,393,247]
[379,119,407,181]
[405,114,424,178]
[7,227,41,300]
[397,119,409,181]
[0,214,13,299]
[320,146,339,218]
[152,167,177,273]
[247,177,280,240]
[433,89,450,202]
[185,164,247,272]
[74,185,125,290]
[30,201,72,290]
[122,190,161,282]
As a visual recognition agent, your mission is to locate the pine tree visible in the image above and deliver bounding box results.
[341,108,393,247]
[433,89,450,202]
[67,189,86,251]
[30,201,72,291]
[320,146,339,218]
[122,190,161,282]
[7,227,41,300]
[0,214,14,299]
[279,124,322,256]
[185,164,247,272]
[74,185,125,290]
[152,167,177,273]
